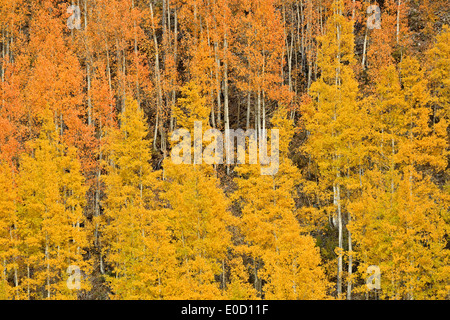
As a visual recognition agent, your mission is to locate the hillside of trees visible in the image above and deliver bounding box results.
[0,0,449,300]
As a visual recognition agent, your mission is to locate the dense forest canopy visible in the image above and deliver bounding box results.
[0,0,449,300]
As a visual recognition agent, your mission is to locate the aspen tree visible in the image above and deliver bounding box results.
[0,162,17,299]
[349,59,449,300]
[102,98,177,299]
[428,25,450,122]
[162,82,233,299]
[17,112,89,299]
[233,109,330,299]
[301,3,361,297]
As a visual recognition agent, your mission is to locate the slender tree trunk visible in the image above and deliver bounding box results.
[170,7,178,131]
[27,261,30,300]
[336,180,343,297]
[246,91,251,130]
[122,49,126,112]
[84,0,92,125]
[150,1,163,150]
[223,31,230,174]
[106,41,114,119]
[347,209,353,299]
[132,0,141,108]
[361,27,368,69]
[1,27,4,109]
[396,0,401,44]
[222,259,226,291]
[352,0,355,21]
[262,91,266,136]
[257,88,261,140]
[10,226,19,299]
[45,233,51,299]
